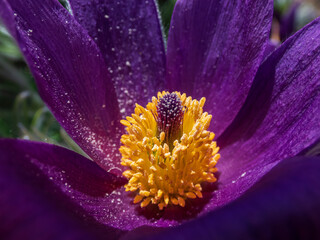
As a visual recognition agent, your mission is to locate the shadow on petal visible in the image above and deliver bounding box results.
[217,49,277,149]
[141,156,320,240]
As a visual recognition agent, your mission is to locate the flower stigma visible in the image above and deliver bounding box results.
[119,91,220,210]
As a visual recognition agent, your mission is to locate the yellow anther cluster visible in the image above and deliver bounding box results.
[119,91,220,210]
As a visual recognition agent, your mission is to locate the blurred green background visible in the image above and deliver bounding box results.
[0,0,319,154]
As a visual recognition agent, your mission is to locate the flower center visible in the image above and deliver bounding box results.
[119,91,220,210]
[156,92,183,149]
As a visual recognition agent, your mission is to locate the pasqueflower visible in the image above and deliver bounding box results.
[0,0,320,239]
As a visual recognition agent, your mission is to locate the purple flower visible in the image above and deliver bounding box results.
[0,0,320,239]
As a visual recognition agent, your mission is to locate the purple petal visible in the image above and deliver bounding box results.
[0,139,125,239]
[0,139,197,231]
[140,156,320,240]
[69,0,166,117]
[166,0,273,136]
[215,17,320,209]
[262,40,279,61]
[0,0,123,172]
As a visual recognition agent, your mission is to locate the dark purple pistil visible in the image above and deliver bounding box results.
[157,93,184,145]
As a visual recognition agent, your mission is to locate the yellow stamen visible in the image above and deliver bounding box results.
[119,91,220,210]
